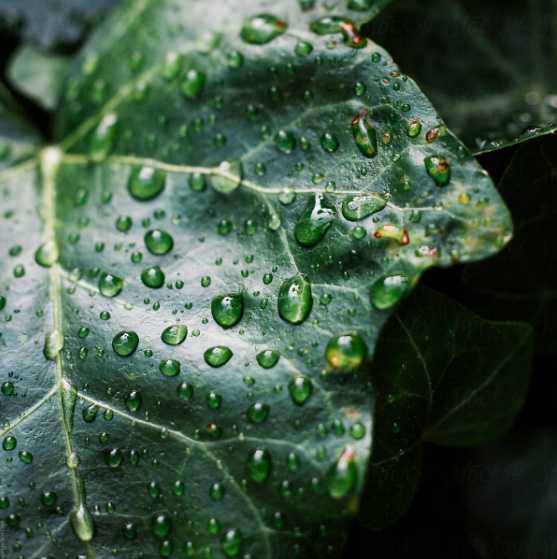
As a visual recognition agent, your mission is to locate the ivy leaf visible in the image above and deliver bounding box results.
[0,0,120,51]
[359,287,533,529]
[366,0,557,154]
[1,1,512,557]
[463,136,557,357]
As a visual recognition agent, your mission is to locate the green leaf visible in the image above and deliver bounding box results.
[8,46,71,111]
[0,0,120,50]
[463,136,557,357]
[366,0,557,154]
[359,287,533,529]
[1,0,513,556]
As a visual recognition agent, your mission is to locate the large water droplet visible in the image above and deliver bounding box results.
[112,331,139,357]
[161,324,187,346]
[288,376,313,405]
[145,229,174,255]
[247,448,272,483]
[278,274,313,324]
[310,16,366,48]
[98,272,124,298]
[294,194,336,247]
[204,346,233,367]
[424,155,451,186]
[256,349,280,369]
[325,333,368,372]
[352,111,378,158]
[44,330,63,360]
[211,161,243,193]
[370,275,411,310]
[159,359,181,377]
[128,166,166,201]
[327,446,358,499]
[141,266,165,289]
[341,194,386,221]
[211,293,244,328]
[240,14,287,45]
[70,503,94,542]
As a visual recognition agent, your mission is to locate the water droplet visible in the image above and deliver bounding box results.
[348,0,374,10]
[145,229,174,255]
[310,16,366,48]
[90,113,118,159]
[294,194,335,248]
[181,69,206,99]
[125,390,142,412]
[151,514,172,540]
[327,446,358,499]
[211,160,243,193]
[122,522,138,540]
[320,132,339,153]
[34,240,58,268]
[112,331,139,357]
[240,14,287,45]
[341,194,386,221]
[98,273,124,298]
[1,382,14,396]
[128,166,166,201]
[44,330,63,360]
[256,349,280,369]
[370,275,411,310]
[70,504,95,542]
[247,448,272,483]
[424,155,451,186]
[221,528,243,557]
[211,293,244,328]
[141,266,165,288]
[373,224,410,245]
[189,172,206,192]
[278,274,313,324]
[352,110,378,158]
[247,402,270,423]
[161,324,187,346]
[3,435,16,451]
[295,40,314,56]
[288,376,313,405]
[350,422,366,440]
[159,359,181,377]
[18,450,33,464]
[210,482,225,501]
[204,346,233,368]
[177,381,194,401]
[325,333,368,372]
[407,117,423,138]
[274,129,296,154]
[41,491,58,507]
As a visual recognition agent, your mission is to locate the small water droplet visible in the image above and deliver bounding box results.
[141,266,165,288]
[34,241,58,268]
[247,448,272,483]
[327,446,358,499]
[341,194,386,221]
[424,155,451,186]
[256,349,280,369]
[211,160,243,193]
[221,528,243,557]
[128,166,166,201]
[98,273,124,298]
[90,113,118,159]
[145,229,174,255]
[288,376,313,405]
[161,324,187,345]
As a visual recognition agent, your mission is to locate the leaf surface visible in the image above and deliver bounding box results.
[359,287,533,529]
[366,0,557,153]
[1,1,513,557]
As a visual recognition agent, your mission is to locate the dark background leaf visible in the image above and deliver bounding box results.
[364,0,557,153]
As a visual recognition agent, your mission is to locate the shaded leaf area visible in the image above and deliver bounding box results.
[462,136,557,357]
[0,84,40,169]
[462,429,557,559]
[0,0,119,51]
[365,0,557,154]
[359,287,533,529]
[7,46,71,111]
[0,0,514,557]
